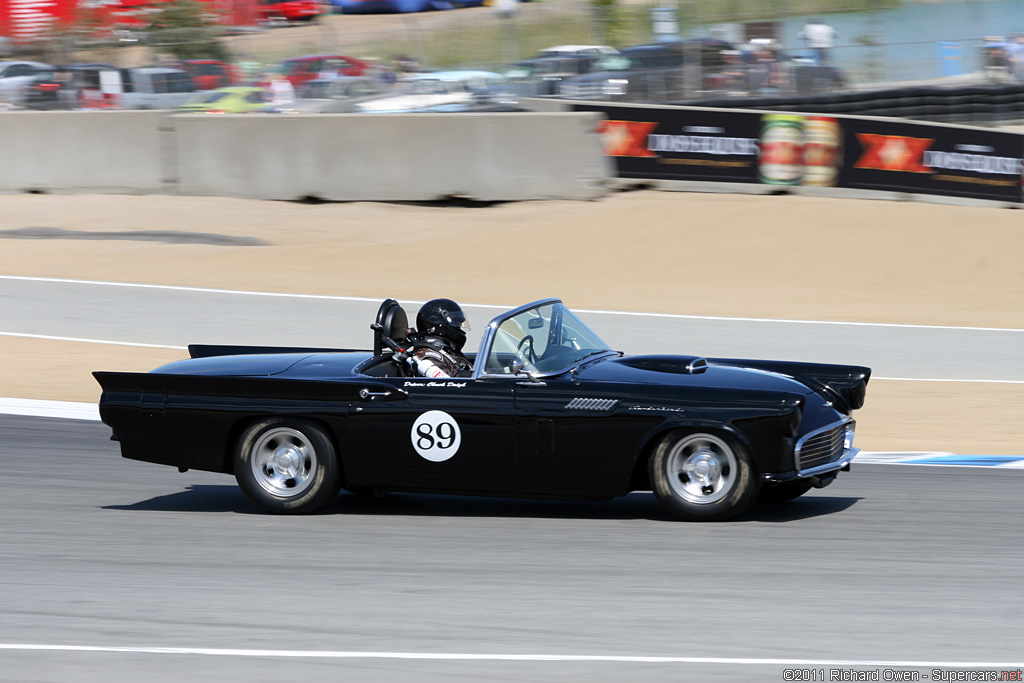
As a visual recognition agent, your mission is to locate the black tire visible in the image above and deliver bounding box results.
[758,480,814,504]
[233,418,342,514]
[649,431,760,521]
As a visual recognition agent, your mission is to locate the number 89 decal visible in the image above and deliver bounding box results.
[411,410,462,462]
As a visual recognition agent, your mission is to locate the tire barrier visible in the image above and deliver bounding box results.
[0,111,612,202]
[671,83,1024,127]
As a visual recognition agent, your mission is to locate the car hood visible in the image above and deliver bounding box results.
[575,354,813,394]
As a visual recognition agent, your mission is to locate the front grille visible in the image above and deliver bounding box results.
[795,420,851,471]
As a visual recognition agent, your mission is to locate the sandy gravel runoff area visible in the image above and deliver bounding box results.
[1,191,1021,455]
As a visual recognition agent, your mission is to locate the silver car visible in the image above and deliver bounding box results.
[0,60,53,107]
[261,76,391,114]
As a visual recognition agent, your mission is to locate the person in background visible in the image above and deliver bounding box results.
[798,18,838,65]
[1005,32,1024,81]
[267,72,295,106]
[719,50,749,94]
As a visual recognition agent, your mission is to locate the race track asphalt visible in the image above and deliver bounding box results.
[1,414,1021,682]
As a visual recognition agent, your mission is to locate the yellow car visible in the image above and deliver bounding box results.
[176,86,269,114]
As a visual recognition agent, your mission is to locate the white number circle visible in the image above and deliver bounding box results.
[411,410,462,462]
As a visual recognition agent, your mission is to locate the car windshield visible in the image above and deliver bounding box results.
[593,55,632,71]
[186,91,228,104]
[398,79,451,95]
[481,302,613,377]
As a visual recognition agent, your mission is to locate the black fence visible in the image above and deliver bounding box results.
[573,102,1024,204]
[670,83,1024,127]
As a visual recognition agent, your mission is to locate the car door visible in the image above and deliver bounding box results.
[342,373,518,492]
[513,378,656,497]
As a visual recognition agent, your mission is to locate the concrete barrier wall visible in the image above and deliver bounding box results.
[170,112,611,202]
[0,112,167,194]
[0,110,612,202]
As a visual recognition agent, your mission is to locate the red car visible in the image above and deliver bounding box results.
[175,60,240,90]
[258,0,326,23]
[261,55,369,88]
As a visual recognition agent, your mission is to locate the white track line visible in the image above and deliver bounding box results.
[0,644,1021,668]
[0,398,99,421]
[3,275,1022,333]
[873,376,1024,384]
[0,332,185,349]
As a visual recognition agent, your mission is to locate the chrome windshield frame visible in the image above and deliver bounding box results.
[471,298,616,381]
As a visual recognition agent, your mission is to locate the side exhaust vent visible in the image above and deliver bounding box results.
[565,398,619,412]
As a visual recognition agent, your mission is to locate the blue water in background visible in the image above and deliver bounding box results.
[741,0,1024,83]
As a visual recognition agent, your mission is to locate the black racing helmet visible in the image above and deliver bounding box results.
[416,298,470,351]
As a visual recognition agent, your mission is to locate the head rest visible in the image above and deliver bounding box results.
[373,299,409,355]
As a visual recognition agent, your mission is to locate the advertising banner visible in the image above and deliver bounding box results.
[573,102,1023,204]
[840,118,1023,204]
[572,103,762,184]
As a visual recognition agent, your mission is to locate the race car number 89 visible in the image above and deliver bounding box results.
[411,410,462,462]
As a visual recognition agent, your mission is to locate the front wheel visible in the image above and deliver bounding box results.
[649,431,760,521]
[234,418,342,514]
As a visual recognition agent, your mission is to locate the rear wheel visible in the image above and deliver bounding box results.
[234,418,342,514]
[649,431,759,521]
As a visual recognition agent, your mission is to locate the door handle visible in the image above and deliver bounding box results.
[359,388,391,400]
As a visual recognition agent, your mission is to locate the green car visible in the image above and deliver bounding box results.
[176,86,269,113]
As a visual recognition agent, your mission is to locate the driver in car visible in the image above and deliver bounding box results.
[409,298,473,378]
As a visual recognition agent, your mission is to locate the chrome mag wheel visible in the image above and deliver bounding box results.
[663,433,738,505]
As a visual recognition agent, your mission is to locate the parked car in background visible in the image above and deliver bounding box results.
[723,40,846,96]
[119,67,197,109]
[261,55,369,89]
[22,64,120,110]
[260,76,390,113]
[558,39,732,102]
[531,44,619,59]
[506,53,607,97]
[173,60,239,90]
[258,0,326,23]
[175,86,270,113]
[355,70,503,113]
[332,0,484,13]
[0,60,53,106]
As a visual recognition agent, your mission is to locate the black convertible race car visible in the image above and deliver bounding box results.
[95,298,870,521]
